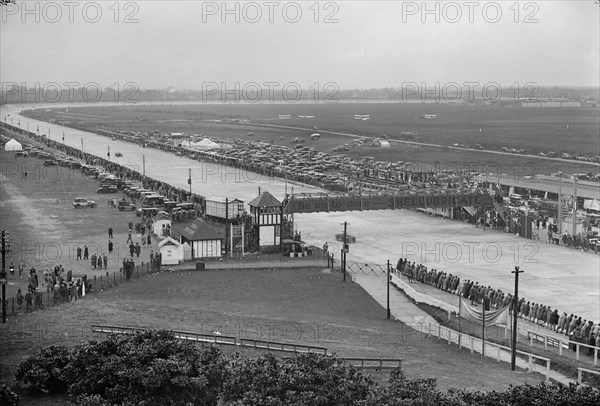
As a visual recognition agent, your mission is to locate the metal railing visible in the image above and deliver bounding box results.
[91,324,327,355]
[239,338,327,354]
[339,358,402,370]
[5,262,158,318]
[346,262,387,277]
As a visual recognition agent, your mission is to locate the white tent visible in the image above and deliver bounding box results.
[190,138,220,150]
[4,138,22,151]
[584,199,600,212]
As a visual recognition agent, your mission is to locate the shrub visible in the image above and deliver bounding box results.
[66,330,217,405]
[221,352,378,406]
[0,383,21,406]
[14,345,72,394]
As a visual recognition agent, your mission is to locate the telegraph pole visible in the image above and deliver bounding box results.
[188,169,192,194]
[1,230,10,324]
[511,266,524,371]
[342,222,348,282]
[572,177,578,236]
[387,260,391,319]
[557,171,562,233]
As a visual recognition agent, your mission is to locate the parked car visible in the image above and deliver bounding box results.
[73,198,97,208]
[97,185,118,194]
[115,152,123,157]
[118,201,137,211]
[136,207,160,217]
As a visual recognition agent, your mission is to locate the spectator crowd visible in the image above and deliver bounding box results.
[396,258,600,355]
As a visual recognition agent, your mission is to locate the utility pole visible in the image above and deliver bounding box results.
[188,169,192,194]
[342,221,348,282]
[511,266,524,371]
[557,171,562,234]
[387,260,391,319]
[143,155,146,177]
[225,198,229,256]
[1,230,10,324]
[572,177,578,236]
[107,145,110,162]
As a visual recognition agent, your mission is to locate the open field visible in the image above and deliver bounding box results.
[20,102,600,176]
[0,149,551,403]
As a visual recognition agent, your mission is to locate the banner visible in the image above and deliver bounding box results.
[459,298,509,326]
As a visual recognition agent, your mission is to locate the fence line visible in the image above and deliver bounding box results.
[5,262,160,319]
[390,266,600,369]
[339,358,402,370]
[91,324,328,355]
[577,367,600,385]
[404,321,553,381]
[527,331,600,367]
[346,262,387,277]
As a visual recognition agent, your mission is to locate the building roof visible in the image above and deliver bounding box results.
[248,191,281,207]
[173,218,225,241]
[152,213,171,222]
[158,236,180,248]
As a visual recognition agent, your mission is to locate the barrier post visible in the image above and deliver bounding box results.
[470,337,474,354]
[559,340,563,356]
[545,361,550,382]
[594,347,598,367]
[578,368,583,384]
[576,343,580,361]
[543,335,547,350]
[528,355,533,373]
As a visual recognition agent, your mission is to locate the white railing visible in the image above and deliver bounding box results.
[527,330,600,367]
[577,367,600,385]
[409,322,552,381]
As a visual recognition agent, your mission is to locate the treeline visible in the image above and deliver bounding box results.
[1,85,598,104]
[3,330,599,406]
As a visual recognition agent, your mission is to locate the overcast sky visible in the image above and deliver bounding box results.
[1,0,599,90]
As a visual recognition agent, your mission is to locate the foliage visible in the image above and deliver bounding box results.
[221,352,377,405]
[14,345,72,394]
[0,383,21,406]
[65,330,214,405]
[13,330,600,406]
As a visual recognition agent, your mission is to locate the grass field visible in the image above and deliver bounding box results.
[0,148,551,403]
[21,102,600,176]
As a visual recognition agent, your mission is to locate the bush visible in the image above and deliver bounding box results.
[0,383,21,406]
[66,330,214,405]
[15,345,72,394]
[13,330,600,406]
[221,352,378,405]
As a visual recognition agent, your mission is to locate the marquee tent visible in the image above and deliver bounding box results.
[4,138,22,151]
